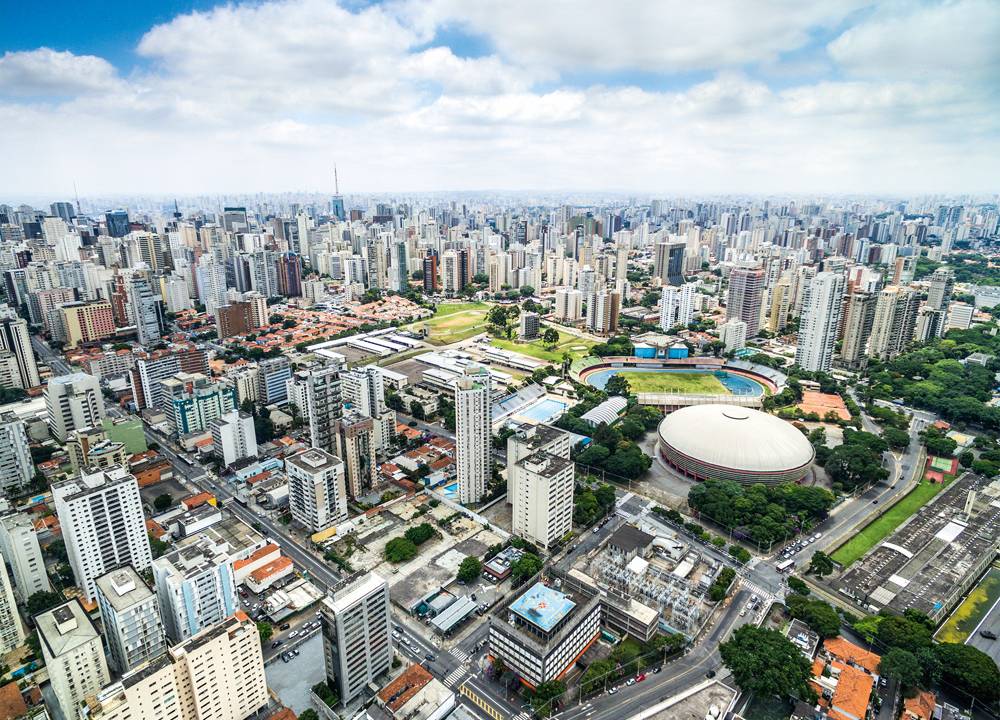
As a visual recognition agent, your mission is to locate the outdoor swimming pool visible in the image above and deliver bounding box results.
[442,482,458,500]
[584,367,765,396]
[518,398,568,422]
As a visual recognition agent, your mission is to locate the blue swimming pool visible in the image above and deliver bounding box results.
[442,482,458,500]
[585,367,764,396]
[518,398,568,422]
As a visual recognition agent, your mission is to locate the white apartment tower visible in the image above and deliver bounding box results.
[0,512,51,602]
[286,360,344,458]
[45,371,107,442]
[554,288,583,323]
[285,447,348,533]
[795,272,846,372]
[84,612,268,720]
[36,600,110,720]
[0,411,33,498]
[868,286,919,361]
[210,410,258,467]
[455,365,491,505]
[341,364,396,453]
[153,538,238,643]
[53,466,152,601]
[659,283,695,331]
[718,319,748,353]
[320,573,392,705]
[509,428,574,550]
[95,566,166,673]
[0,559,25,655]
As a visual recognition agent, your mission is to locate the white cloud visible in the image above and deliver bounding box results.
[828,0,1000,82]
[0,48,120,97]
[0,0,997,197]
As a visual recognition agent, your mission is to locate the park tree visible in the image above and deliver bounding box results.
[604,374,631,397]
[877,613,933,653]
[153,494,174,511]
[878,648,923,688]
[720,626,815,702]
[807,551,835,577]
[934,643,1000,703]
[786,595,840,638]
[542,327,560,347]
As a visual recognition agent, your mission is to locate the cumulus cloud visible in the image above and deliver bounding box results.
[0,0,997,196]
[0,48,120,97]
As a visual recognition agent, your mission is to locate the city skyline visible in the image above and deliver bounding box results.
[2,0,998,196]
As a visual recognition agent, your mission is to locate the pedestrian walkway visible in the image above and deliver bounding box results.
[444,667,468,687]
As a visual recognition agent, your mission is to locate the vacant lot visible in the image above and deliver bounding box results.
[406,303,489,345]
[492,329,595,364]
[937,567,1000,643]
[617,370,729,395]
[831,480,948,567]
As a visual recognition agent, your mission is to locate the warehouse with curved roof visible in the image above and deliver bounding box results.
[657,404,814,484]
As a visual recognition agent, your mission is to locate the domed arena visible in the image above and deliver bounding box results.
[657,404,814,485]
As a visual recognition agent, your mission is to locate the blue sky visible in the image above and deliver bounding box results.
[0,0,997,197]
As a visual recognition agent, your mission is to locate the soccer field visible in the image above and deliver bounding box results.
[616,370,729,395]
[491,329,595,364]
[406,303,489,345]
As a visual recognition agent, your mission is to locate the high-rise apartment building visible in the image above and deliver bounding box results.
[868,286,919,361]
[53,466,152,601]
[95,566,166,673]
[718,319,747,353]
[554,288,583,323]
[286,447,348,533]
[257,356,292,405]
[214,302,253,339]
[659,283,695,331]
[0,559,25,655]
[128,276,161,346]
[61,300,116,347]
[341,364,395,453]
[455,364,491,505]
[0,316,40,388]
[926,267,954,311]
[0,512,51,602]
[36,599,110,720]
[153,539,238,643]
[767,276,792,333]
[795,272,845,372]
[84,612,268,720]
[286,360,343,457]
[45,372,106,442]
[508,427,574,551]
[726,267,765,337]
[586,288,620,335]
[0,412,32,498]
[161,372,238,436]
[210,410,258,468]
[946,301,975,331]
[335,411,377,499]
[67,425,129,473]
[320,573,392,705]
[653,240,685,285]
[839,291,877,367]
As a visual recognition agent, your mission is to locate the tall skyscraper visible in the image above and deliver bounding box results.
[455,364,491,505]
[795,272,846,372]
[320,573,392,705]
[276,252,303,297]
[926,266,954,311]
[53,466,152,601]
[334,411,377,499]
[36,599,110,720]
[153,539,238,643]
[554,287,583,322]
[95,566,166,673]
[839,291,877,367]
[726,267,765,337]
[105,210,130,238]
[286,360,344,457]
[585,288,621,335]
[340,364,395,453]
[659,283,695,331]
[868,286,919,361]
[128,276,162,347]
[45,372,106,442]
[0,558,24,655]
[0,412,32,498]
[653,240,685,285]
[509,427,573,550]
[0,317,40,388]
[286,447,348,533]
[84,612,268,720]
[422,252,438,294]
[0,512,51,602]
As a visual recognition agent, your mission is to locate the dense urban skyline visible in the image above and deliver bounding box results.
[2,0,998,196]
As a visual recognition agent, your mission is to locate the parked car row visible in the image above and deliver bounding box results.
[781,533,822,559]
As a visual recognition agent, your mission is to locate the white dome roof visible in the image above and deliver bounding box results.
[657,404,814,474]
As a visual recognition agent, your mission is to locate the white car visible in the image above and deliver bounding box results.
[289,631,299,638]
[392,631,400,640]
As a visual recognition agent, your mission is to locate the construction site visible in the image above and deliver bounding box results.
[836,472,1000,623]
[568,523,722,637]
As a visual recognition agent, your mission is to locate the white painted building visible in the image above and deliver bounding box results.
[285,447,348,533]
[455,364,491,505]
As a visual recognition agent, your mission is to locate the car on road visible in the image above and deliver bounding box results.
[426,653,435,661]
[706,670,716,678]
[392,631,400,640]
[625,678,636,687]
[289,631,299,638]
[981,630,998,640]
[279,623,290,630]
[608,687,618,695]
[271,641,282,649]
[652,666,662,674]
[635,673,646,682]
[280,652,291,663]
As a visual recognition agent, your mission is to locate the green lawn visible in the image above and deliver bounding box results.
[102,418,148,454]
[616,370,729,395]
[831,480,949,567]
[405,303,489,345]
[491,329,595,364]
[937,567,1000,643]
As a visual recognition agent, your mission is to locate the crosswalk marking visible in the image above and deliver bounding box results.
[450,648,470,662]
[444,667,468,687]
[513,712,532,720]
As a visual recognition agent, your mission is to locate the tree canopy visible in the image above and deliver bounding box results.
[720,626,815,702]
